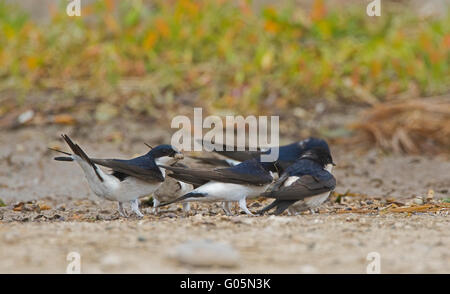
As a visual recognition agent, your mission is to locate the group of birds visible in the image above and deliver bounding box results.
[50,134,336,217]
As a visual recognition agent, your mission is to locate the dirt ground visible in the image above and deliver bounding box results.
[0,123,449,274]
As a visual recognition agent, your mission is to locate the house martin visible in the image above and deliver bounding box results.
[258,147,336,215]
[50,134,183,217]
[156,158,277,215]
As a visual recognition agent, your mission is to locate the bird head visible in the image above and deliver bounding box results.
[299,137,330,154]
[300,147,335,168]
[146,144,184,165]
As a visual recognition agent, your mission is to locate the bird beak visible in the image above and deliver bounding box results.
[174,153,184,160]
[332,162,336,166]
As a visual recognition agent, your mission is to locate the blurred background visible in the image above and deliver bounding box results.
[0,0,449,154]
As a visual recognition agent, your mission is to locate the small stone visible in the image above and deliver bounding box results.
[3,232,20,244]
[170,240,240,268]
[299,264,319,274]
[414,198,424,205]
[57,204,66,211]
[17,110,34,124]
[38,203,51,211]
[101,254,122,268]
[164,213,177,218]
[12,202,24,211]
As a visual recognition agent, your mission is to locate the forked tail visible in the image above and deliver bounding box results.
[53,134,104,182]
[157,192,206,207]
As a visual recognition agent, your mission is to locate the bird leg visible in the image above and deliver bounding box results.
[238,198,254,216]
[118,202,128,218]
[152,198,160,215]
[222,202,233,216]
[182,202,190,213]
[287,208,293,216]
[130,199,144,218]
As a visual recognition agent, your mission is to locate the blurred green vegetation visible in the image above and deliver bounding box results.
[0,0,449,117]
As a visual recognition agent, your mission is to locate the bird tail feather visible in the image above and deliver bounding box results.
[49,147,74,162]
[274,201,295,215]
[257,199,279,214]
[157,192,206,207]
[54,156,74,161]
[258,199,294,215]
[60,134,103,182]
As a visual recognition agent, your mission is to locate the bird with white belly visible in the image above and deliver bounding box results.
[50,134,183,217]
[156,158,278,215]
[258,147,336,216]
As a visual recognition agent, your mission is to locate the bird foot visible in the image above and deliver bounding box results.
[130,199,144,218]
[118,202,128,218]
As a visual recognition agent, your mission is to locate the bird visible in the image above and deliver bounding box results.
[49,134,183,217]
[152,162,194,214]
[258,147,336,216]
[192,137,331,213]
[193,137,330,174]
[286,161,334,215]
[156,158,277,215]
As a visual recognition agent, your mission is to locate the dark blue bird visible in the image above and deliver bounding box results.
[50,135,183,217]
[258,147,336,216]
[157,158,278,215]
[194,137,330,174]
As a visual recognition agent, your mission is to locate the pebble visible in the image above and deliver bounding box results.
[100,254,122,268]
[191,214,203,222]
[56,204,66,211]
[299,264,319,274]
[170,240,240,268]
[137,236,147,242]
[3,232,20,244]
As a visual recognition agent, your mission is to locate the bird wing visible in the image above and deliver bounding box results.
[275,160,296,174]
[264,172,290,193]
[261,173,336,201]
[200,140,263,162]
[213,149,261,162]
[166,172,208,188]
[91,158,164,183]
[191,156,233,167]
[161,161,273,186]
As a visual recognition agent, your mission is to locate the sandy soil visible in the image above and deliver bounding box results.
[0,124,449,273]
